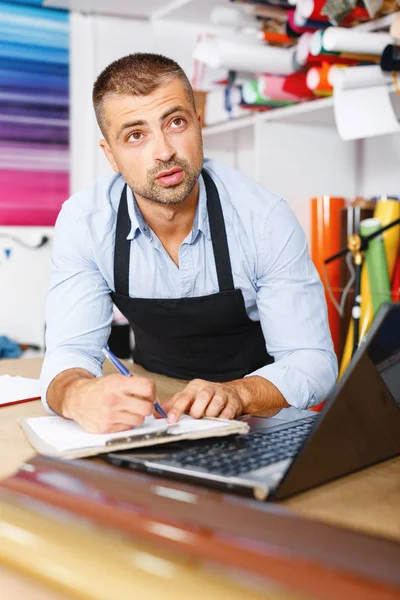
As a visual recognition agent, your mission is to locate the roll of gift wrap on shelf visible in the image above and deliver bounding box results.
[331,65,392,89]
[242,80,295,106]
[306,63,345,95]
[391,255,400,301]
[360,218,392,315]
[311,196,346,356]
[322,27,392,55]
[257,73,313,101]
[381,44,400,72]
[295,32,361,67]
[193,37,295,75]
[310,29,382,62]
[340,198,400,377]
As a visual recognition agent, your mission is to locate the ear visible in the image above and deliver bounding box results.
[196,108,203,129]
[99,139,119,173]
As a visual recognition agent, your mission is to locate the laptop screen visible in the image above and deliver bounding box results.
[366,306,400,408]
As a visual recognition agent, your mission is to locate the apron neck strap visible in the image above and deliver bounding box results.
[202,169,234,292]
[113,170,234,295]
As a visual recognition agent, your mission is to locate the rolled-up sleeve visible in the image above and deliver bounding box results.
[40,203,113,411]
[248,199,338,409]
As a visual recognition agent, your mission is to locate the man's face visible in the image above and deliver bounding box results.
[100,78,204,206]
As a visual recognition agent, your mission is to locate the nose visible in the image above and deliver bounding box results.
[152,131,176,163]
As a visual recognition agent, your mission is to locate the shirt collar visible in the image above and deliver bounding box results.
[110,172,211,242]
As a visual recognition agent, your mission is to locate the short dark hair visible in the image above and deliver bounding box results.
[92,53,196,136]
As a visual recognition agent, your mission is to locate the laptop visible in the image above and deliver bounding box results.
[103,303,400,501]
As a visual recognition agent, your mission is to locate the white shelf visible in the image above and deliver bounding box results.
[203,86,400,137]
[202,96,335,137]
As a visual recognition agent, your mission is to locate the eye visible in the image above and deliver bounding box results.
[171,117,185,128]
[127,131,143,142]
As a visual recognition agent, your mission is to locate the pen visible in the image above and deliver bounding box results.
[101,345,168,419]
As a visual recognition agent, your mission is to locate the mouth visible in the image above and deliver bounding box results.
[156,167,184,187]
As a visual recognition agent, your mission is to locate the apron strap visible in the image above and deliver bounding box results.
[202,169,235,292]
[114,170,235,295]
[113,184,130,296]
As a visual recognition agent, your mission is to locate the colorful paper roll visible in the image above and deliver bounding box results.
[306,62,335,95]
[331,65,392,90]
[360,218,392,315]
[242,80,294,106]
[322,27,392,56]
[340,198,400,377]
[311,196,346,357]
[257,73,313,102]
[391,255,400,302]
[193,37,295,75]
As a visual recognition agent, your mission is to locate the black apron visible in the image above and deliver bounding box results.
[111,169,273,381]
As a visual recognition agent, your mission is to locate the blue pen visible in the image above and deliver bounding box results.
[101,345,168,419]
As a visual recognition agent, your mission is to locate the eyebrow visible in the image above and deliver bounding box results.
[116,105,191,139]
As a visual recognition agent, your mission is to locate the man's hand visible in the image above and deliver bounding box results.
[47,369,157,433]
[163,376,289,423]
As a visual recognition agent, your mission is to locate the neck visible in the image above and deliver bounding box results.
[134,180,200,241]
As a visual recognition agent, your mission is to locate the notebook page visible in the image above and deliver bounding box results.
[0,374,41,405]
[23,414,230,453]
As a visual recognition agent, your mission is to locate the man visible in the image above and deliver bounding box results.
[41,53,337,434]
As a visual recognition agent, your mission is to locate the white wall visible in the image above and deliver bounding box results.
[359,134,400,199]
[0,227,53,348]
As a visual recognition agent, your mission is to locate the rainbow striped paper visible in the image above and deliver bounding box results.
[0,1,69,225]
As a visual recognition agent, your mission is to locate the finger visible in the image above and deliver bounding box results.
[219,399,239,420]
[113,410,146,428]
[116,396,154,417]
[119,376,157,401]
[205,394,227,418]
[189,390,213,419]
[167,392,195,423]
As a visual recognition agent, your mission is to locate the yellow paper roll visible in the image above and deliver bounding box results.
[339,198,400,377]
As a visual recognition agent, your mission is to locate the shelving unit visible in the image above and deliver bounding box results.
[203,85,400,137]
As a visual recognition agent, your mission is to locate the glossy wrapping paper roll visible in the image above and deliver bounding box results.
[360,218,392,315]
[340,199,400,377]
[331,65,392,90]
[311,196,346,357]
[193,37,295,75]
[242,80,294,106]
[391,255,400,301]
[257,73,313,102]
[295,32,361,68]
[306,63,335,95]
[309,30,381,62]
[322,27,393,55]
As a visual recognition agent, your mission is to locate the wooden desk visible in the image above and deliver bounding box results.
[1,357,400,544]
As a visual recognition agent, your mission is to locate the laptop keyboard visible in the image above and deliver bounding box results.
[163,418,315,478]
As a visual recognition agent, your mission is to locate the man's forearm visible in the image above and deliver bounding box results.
[46,368,95,417]
[230,375,289,414]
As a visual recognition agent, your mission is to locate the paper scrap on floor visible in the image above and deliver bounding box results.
[0,374,41,406]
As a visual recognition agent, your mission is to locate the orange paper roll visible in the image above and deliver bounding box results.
[311,196,346,358]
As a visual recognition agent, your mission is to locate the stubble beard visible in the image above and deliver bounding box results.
[127,156,203,206]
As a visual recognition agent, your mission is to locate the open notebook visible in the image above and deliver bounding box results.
[19,414,250,459]
[0,375,41,407]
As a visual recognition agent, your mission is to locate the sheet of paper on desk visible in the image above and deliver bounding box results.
[22,414,233,453]
[0,374,40,406]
